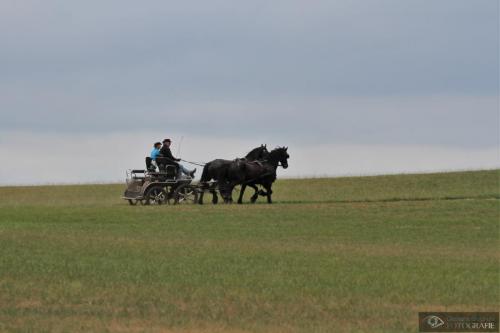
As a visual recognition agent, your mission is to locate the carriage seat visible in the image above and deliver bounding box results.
[145,157,156,172]
[145,157,178,179]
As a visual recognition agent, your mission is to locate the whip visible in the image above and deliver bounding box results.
[176,136,184,157]
[176,136,206,166]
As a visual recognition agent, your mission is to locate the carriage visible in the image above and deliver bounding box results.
[122,163,201,205]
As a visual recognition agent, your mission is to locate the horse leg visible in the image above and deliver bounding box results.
[198,181,211,204]
[222,191,231,204]
[264,184,273,204]
[224,183,238,204]
[218,182,230,204]
[211,190,218,204]
[249,184,259,203]
[225,184,234,203]
[237,184,247,204]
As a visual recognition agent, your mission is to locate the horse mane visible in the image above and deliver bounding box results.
[269,146,286,154]
[245,145,268,160]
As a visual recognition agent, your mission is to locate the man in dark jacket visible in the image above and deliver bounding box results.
[159,139,196,178]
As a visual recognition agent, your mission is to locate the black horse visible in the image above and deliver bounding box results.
[198,145,269,204]
[219,147,289,204]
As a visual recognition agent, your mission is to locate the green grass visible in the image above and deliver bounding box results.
[0,170,498,332]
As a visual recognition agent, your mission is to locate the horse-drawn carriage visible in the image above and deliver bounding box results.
[122,145,289,205]
[122,164,200,205]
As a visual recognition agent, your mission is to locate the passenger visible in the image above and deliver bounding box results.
[149,142,162,170]
[160,138,196,178]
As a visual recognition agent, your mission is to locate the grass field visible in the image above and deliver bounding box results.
[0,170,498,332]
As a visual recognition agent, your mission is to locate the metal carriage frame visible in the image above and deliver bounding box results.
[122,166,200,205]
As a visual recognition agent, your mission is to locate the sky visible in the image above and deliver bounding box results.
[0,0,498,185]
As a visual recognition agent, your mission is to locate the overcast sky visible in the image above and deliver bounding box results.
[0,0,498,184]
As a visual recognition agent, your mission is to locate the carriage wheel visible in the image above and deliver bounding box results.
[144,186,167,205]
[164,185,176,205]
[174,184,199,205]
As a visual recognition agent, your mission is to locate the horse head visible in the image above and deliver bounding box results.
[269,146,289,169]
[259,144,269,159]
[280,147,289,169]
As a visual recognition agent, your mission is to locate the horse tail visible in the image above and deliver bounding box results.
[200,162,211,183]
[216,163,233,200]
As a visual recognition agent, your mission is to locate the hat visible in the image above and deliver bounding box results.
[162,138,171,143]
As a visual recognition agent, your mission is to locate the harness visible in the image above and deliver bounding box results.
[242,171,275,184]
[247,160,264,167]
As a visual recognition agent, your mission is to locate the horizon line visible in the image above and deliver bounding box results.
[1,167,498,188]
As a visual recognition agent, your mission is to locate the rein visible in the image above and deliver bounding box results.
[256,159,286,168]
[180,154,285,170]
[180,159,206,167]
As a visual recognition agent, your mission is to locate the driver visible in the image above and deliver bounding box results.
[159,138,196,178]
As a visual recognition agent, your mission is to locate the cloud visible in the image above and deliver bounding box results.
[1,94,497,148]
[1,0,497,98]
[1,131,498,185]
